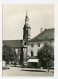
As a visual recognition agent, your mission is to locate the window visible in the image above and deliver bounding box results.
[31,51,34,56]
[24,42,26,45]
[37,43,40,47]
[31,44,34,47]
[44,42,47,45]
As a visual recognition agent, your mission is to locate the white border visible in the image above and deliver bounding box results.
[1,0,54,4]
[0,0,58,79]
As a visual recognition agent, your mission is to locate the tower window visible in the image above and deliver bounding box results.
[26,30,28,35]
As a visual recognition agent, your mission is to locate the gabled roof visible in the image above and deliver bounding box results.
[29,28,54,42]
[3,40,23,47]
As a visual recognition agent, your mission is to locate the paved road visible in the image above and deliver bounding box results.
[2,65,54,77]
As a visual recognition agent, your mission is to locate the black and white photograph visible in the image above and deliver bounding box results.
[2,4,54,76]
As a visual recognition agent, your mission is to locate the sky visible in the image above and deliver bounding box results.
[3,4,54,40]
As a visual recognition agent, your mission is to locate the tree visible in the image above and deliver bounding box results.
[37,43,54,72]
[14,51,17,66]
[2,44,15,63]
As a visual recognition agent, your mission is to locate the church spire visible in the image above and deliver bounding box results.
[26,11,28,19]
[25,11,29,26]
[23,12,31,41]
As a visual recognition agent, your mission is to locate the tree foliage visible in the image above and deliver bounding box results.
[37,43,54,70]
[37,44,54,61]
[2,44,15,62]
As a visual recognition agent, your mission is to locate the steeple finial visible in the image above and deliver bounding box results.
[26,11,28,19]
[26,11,27,16]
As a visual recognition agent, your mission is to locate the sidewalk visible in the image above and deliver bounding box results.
[2,66,54,76]
[22,68,54,72]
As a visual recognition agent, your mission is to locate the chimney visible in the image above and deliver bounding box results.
[40,28,42,33]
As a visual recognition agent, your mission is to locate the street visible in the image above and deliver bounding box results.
[2,65,54,76]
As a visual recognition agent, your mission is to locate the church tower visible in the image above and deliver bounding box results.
[23,12,31,42]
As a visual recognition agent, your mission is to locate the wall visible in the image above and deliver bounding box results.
[27,40,54,57]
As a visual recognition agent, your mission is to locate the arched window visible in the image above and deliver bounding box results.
[31,51,34,56]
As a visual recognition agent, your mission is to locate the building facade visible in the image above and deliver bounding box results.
[26,28,54,68]
[27,28,54,57]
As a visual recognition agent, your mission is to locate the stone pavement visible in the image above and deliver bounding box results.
[2,65,54,76]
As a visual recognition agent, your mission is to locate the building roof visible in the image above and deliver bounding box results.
[29,28,54,42]
[3,40,23,48]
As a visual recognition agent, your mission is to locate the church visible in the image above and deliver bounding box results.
[3,12,54,68]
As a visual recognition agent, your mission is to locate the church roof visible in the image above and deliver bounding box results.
[3,40,23,48]
[29,28,54,42]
